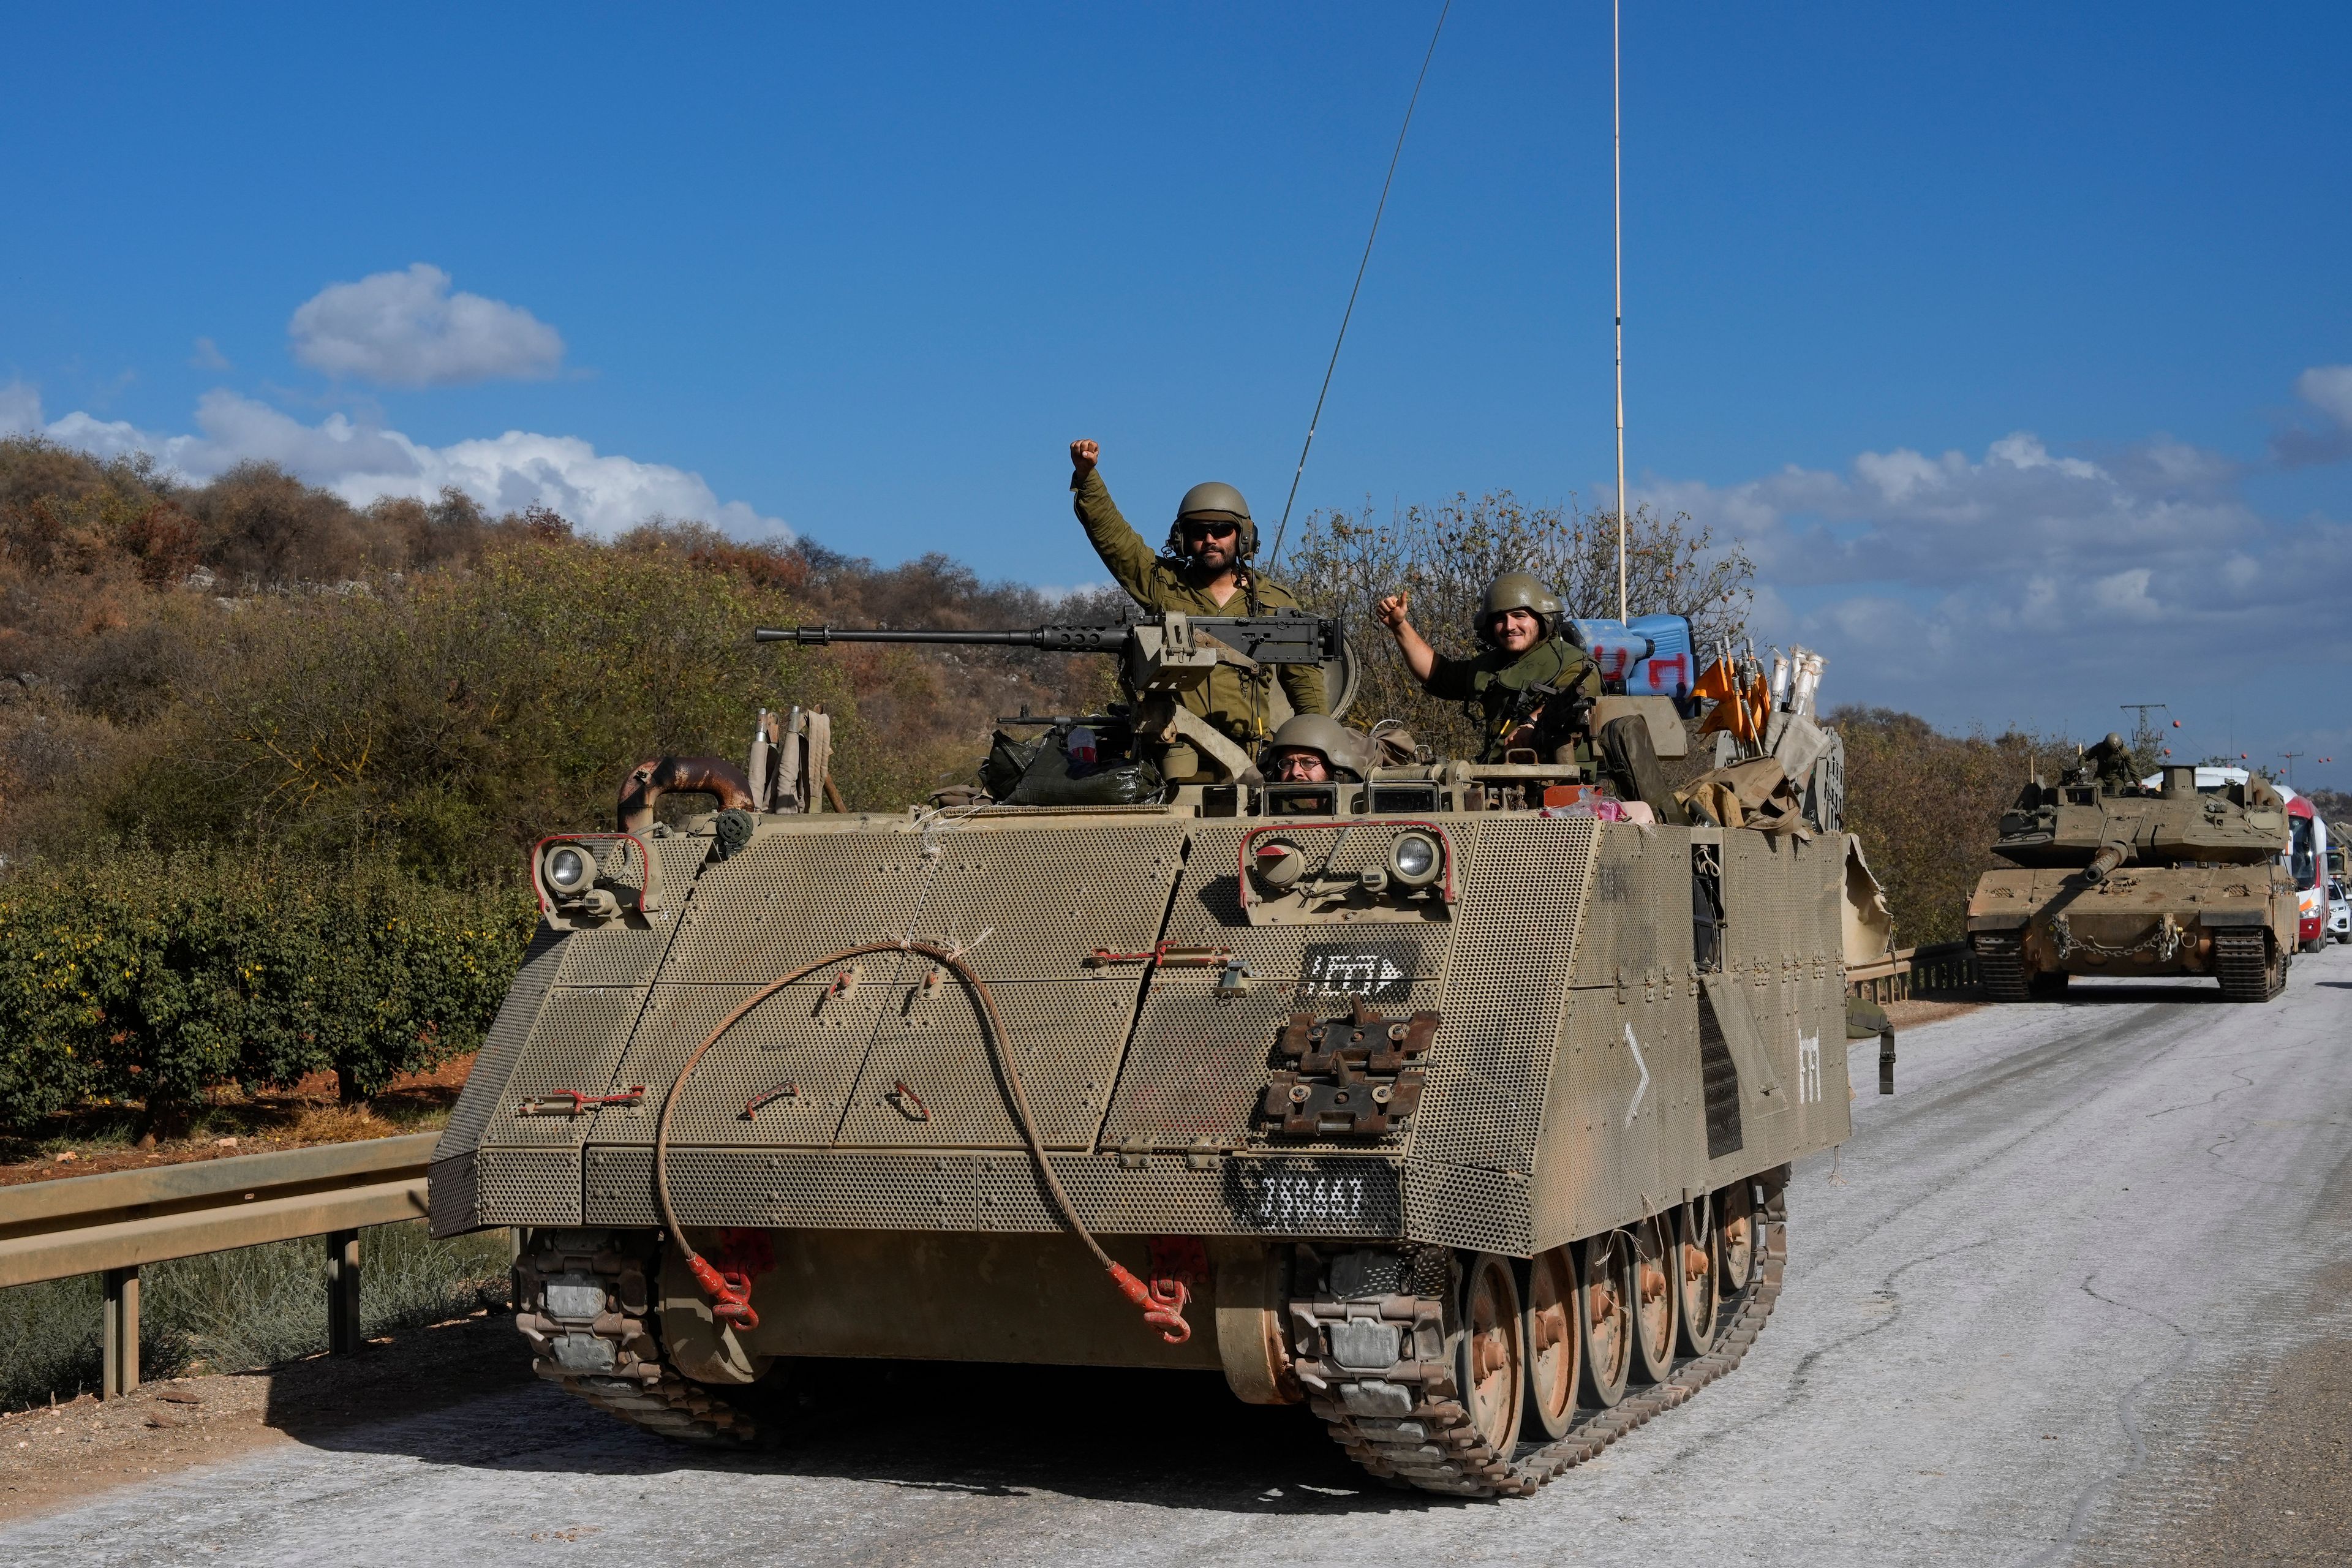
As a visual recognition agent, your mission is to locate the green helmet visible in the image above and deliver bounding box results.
[1164,481,1259,560]
[1259,712,1370,783]
[1476,571,1564,645]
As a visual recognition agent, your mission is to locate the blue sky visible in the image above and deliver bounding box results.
[3,3,2348,787]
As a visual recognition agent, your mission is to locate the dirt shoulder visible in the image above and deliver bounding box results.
[0,1308,534,1523]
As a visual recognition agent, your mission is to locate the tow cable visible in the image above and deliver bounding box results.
[652,939,1191,1343]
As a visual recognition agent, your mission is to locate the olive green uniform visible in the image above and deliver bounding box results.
[1072,470,1326,745]
[1423,638,1602,763]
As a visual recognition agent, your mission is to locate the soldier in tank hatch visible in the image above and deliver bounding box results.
[1068,439,1325,753]
[1260,714,1375,783]
[1373,573,1600,765]
[1376,573,1685,821]
[1257,714,1371,815]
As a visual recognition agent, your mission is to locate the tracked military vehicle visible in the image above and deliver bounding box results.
[1966,749,2296,1002]
[429,612,1871,1498]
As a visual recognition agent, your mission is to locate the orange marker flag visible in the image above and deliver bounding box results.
[1693,658,1742,737]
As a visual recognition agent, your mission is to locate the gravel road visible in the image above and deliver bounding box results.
[9,946,2348,1566]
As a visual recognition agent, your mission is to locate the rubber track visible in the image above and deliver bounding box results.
[521,1243,761,1447]
[2213,928,2284,1003]
[1300,1221,1788,1498]
[540,1362,760,1447]
[1972,932,2032,1003]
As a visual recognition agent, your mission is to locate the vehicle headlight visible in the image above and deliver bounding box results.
[1388,832,1441,889]
[1251,840,1306,891]
[545,843,594,896]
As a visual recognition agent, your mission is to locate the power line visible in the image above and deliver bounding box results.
[1264,0,1452,571]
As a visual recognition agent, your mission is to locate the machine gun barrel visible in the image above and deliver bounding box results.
[755,625,1125,652]
[756,612,1340,665]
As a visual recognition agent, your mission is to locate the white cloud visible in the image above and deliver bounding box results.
[1637,383,2352,724]
[2272,364,2352,467]
[288,263,564,386]
[23,386,787,541]
[2296,365,2352,428]
[188,337,231,371]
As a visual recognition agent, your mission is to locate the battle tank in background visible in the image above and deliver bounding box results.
[426,609,1888,1498]
[1964,737,2296,1002]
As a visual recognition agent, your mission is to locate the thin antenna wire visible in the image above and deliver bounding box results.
[1264,0,1452,571]
[1612,0,1628,625]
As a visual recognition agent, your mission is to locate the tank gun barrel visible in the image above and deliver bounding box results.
[2083,840,2134,884]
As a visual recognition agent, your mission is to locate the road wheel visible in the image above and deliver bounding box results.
[1577,1231,1634,1409]
[1457,1253,1525,1453]
[1675,1196,1721,1355]
[1718,1178,1760,1304]
[1629,1216,1679,1384]
[1521,1247,1580,1440]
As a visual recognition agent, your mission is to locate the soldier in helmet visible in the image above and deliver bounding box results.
[1373,573,1602,764]
[2086,732,2138,793]
[1261,712,1370,784]
[1258,713,1368,815]
[1069,440,1325,756]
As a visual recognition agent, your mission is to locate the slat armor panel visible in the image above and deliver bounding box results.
[1411,816,1599,1168]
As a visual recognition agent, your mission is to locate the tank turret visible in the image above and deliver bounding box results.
[1988,763,2286,871]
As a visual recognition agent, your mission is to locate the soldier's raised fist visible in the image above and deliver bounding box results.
[1374,592,1411,632]
[1069,439,1100,477]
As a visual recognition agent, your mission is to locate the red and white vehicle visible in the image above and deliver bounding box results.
[2286,792,2329,951]
[2157,767,2329,952]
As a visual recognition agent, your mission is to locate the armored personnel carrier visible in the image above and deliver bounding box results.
[429,613,1868,1498]
[1966,744,2296,1002]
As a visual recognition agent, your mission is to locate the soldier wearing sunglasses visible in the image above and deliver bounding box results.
[1068,439,1327,759]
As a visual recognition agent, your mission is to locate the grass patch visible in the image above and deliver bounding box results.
[0,1221,513,1412]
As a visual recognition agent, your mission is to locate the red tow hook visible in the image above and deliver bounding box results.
[1106,1262,1192,1344]
[687,1255,761,1332]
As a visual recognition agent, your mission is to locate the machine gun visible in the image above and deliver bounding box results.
[1489,679,1597,760]
[756,610,1354,783]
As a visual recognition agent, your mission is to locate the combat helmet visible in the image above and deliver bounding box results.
[1476,571,1564,646]
[1163,481,1259,560]
[1259,712,1371,782]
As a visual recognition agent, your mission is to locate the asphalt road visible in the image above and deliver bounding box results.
[11,946,2350,1566]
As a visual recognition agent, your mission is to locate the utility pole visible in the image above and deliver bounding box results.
[1611,0,1628,626]
[2119,703,2168,770]
[2280,751,2302,789]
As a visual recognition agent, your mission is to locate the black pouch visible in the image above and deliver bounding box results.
[980,729,1043,799]
[1008,724,1164,807]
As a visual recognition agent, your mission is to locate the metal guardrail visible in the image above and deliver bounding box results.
[0,1133,440,1398]
[1848,940,1979,1003]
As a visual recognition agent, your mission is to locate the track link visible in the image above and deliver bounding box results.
[515,1231,760,1446]
[1295,1208,1788,1498]
[1972,932,2032,1001]
[2213,928,2284,1003]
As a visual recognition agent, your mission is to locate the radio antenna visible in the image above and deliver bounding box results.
[1264,0,1452,571]
[1612,0,1629,625]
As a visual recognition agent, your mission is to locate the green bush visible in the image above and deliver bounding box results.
[0,853,535,1130]
[104,538,844,881]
